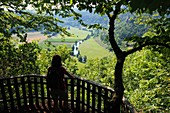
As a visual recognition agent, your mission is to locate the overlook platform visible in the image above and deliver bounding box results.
[0,74,136,113]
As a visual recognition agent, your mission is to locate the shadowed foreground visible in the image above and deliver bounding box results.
[0,75,136,113]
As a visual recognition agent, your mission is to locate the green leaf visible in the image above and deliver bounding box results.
[70,0,73,4]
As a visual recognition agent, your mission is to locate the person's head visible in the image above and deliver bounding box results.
[51,54,62,67]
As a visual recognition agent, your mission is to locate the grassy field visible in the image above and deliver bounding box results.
[26,27,112,62]
[78,38,112,59]
[66,27,90,39]
[38,27,90,49]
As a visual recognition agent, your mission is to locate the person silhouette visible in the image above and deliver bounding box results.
[47,55,74,112]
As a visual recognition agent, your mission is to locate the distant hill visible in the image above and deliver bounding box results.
[58,9,109,27]
[26,9,148,50]
[58,10,148,38]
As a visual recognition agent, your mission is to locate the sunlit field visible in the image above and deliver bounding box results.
[38,27,90,49]
[79,38,112,59]
[26,27,111,60]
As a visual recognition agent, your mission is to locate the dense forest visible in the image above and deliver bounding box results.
[0,0,170,112]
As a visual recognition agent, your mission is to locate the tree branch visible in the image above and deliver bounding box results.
[125,42,170,56]
[108,2,123,57]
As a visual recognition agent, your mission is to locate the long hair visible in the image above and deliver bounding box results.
[51,55,62,67]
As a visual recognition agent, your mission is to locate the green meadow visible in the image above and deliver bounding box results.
[78,38,112,59]
[27,27,111,61]
[77,37,112,69]
[38,27,90,49]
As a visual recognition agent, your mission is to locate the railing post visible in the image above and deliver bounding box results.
[14,78,21,109]
[76,78,80,112]
[92,84,96,113]
[7,79,15,111]
[46,78,52,110]
[81,80,85,112]
[27,76,34,108]
[34,77,40,109]
[0,79,7,111]
[40,77,45,108]
[86,82,90,113]
[21,77,27,107]
[97,86,102,113]
[71,77,74,110]
[104,88,108,113]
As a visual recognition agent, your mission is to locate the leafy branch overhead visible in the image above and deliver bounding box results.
[0,0,81,40]
[129,0,170,15]
[124,16,170,55]
[125,35,170,56]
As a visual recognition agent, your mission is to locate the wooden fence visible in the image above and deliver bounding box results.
[0,74,136,113]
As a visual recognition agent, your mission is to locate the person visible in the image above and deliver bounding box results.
[47,55,74,113]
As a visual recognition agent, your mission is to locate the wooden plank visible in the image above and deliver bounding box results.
[14,78,21,108]
[81,80,85,112]
[92,84,96,113]
[7,79,15,110]
[76,79,80,111]
[46,78,52,110]
[34,77,40,109]
[97,86,102,113]
[86,82,90,113]
[21,77,27,106]
[0,79,8,111]
[71,78,74,110]
[27,76,34,107]
[40,77,45,107]
[104,88,108,113]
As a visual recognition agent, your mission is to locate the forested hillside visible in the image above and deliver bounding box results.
[26,9,148,51]
[59,10,148,50]
[58,9,109,28]
[78,48,170,112]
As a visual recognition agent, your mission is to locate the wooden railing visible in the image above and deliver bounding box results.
[0,74,136,113]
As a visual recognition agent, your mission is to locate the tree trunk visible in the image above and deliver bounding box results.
[107,3,125,112]
[112,56,125,113]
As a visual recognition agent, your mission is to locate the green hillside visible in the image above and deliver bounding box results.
[79,38,112,59]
